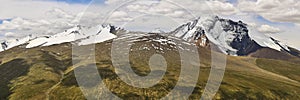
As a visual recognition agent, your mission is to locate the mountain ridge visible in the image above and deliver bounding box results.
[170,16,294,56]
[1,16,299,60]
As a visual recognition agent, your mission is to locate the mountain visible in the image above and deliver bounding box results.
[170,16,295,57]
[0,16,300,99]
[0,14,300,100]
[1,16,299,59]
[0,32,300,99]
[0,24,117,52]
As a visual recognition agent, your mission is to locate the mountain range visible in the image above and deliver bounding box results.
[0,16,300,99]
[1,16,299,59]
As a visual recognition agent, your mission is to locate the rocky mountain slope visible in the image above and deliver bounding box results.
[170,16,294,57]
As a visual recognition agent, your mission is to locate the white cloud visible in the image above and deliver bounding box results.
[126,4,150,12]
[125,1,182,16]
[257,24,281,33]
[238,0,300,24]
[0,0,92,40]
[46,8,75,19]
[110,11,128,18]
[0,0,87,19]
[121,0,237,20]
[108,11,133,23]
[165,10,186,18]
[0,8,78,39]
[206,0,237,15]
[4,32,16,38]
[104,0,127,5]
[123,15,181,32]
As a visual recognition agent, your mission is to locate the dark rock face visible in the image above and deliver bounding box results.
[218,18,262,55]
[171,16,262,56]
[109,25,118,34]
[288,47,300,58]
[232,38,262,56]
[1,42,8,50]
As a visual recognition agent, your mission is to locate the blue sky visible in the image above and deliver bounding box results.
[226,0,237,3]
[0,19,11,24]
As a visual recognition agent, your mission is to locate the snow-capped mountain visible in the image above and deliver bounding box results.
[170,16,292,56]
[0,24,117,52]
[0,15,298,58]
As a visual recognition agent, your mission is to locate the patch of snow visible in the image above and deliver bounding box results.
[26,37,49,48]
[278,41,290,51]
[78,26,117,45]
[2,36,32,50]
[248,27,283,51]
[0,24,118,52]
[0,45,4,52]
[42,33,76,46]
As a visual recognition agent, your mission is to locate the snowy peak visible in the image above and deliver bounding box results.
[171,16,292,56]
[0,15,295,57]
[0,24,118,52]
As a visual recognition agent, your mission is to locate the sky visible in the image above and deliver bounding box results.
[0,0,300,49]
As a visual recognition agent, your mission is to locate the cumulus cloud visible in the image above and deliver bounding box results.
[107,11,133,24]
[206,0,237,15]
[125,1,181,15]
[4,32,16,38]
[126,4,150,12]
[238,0,300,24]
[257,24,281,33]
[46,8,75,19]
[120,0,237,20]
[0,0,91,40]
[0,0,87,19]
[110,11,129,18]
[0,8,78,39]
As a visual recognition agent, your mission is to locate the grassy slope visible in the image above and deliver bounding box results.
[0,44,72,100]
[256,58,300,82]
[0,35,299,99]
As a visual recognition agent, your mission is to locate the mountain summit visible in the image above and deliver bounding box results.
[170,16,295,56]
